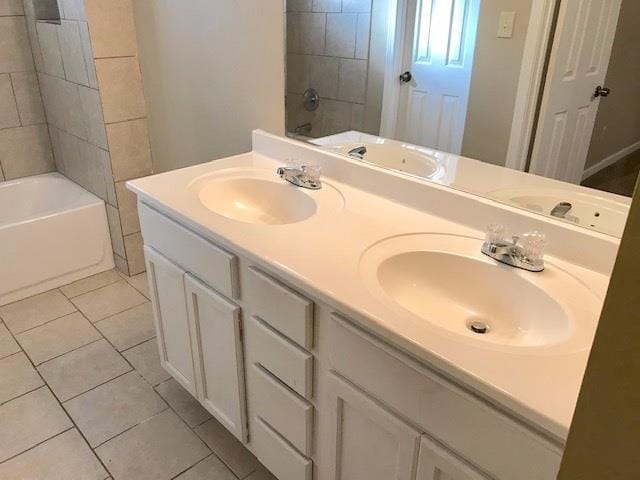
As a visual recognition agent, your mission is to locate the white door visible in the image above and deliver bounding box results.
[185,274,248,442]
[529,0,622,183]
[327,372,421,480]
[145,246,198,396]
[395,0,481,153]
[417,436,488,480]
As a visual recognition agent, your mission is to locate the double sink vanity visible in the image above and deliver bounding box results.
[128,131,617,480]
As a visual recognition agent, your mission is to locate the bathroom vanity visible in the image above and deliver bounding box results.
[128,131,616,480]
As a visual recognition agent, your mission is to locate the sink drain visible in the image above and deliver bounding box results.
[467,320,490,335]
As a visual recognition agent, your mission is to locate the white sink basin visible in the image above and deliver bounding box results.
[360,234,600,352]
[189,169,344,225]
[489,187,630,237]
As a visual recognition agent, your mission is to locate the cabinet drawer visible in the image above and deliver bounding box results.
[328,314,562,480]
[139,203,239,299]
[248,316,313,399]
[247,267,313,348]
[252,416,312,480]
[252,364,313,455]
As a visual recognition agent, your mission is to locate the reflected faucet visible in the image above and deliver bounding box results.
[347,146,367,160]
[550,202,573,219]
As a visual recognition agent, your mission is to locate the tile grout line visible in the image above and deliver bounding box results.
[0,324,116,475]
[0,383,45,408]
[0,426,76,467]
[9,307,79,336]
[59,367,133,404]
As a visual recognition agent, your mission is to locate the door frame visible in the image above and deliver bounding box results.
[380,0,559,171]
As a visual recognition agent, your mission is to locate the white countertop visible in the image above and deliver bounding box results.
[129,132,614,443]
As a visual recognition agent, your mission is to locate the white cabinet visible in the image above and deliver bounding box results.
[185,274,248,442]
[326,372,421,480]
[145,246,198,396]
[417,436,488,480]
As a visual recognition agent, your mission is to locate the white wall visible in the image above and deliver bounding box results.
[132,0,286,173]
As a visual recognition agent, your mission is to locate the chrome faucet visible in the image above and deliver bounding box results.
[277,164,322,190]
[550,202,572,219]
[347,146,367,160]
[481,225,545,272]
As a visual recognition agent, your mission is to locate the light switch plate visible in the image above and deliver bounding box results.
[497,11,516,38]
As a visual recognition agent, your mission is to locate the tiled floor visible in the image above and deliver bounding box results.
[0,270,275,480]
[582,149,640,197]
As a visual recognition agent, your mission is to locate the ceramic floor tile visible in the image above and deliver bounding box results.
[38,339,131,401]
[245,465,279,480]
[71,281,147,323]
[155,378,211,428]
[0,429,108,480]
[16,312,102,365]
[195,418,259,479]
[174,454,236,480]
[125,272,150,299]
[122,338,170,386]
[96,410,210,480]
[0,290,76,334]
[0,322,20,359]
[60,269,123,299]
[0,352,44,404]
[94,303,155,351]
[0,387,72,463]
[63,371,167,447]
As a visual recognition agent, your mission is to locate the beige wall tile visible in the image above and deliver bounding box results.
[78,21,97,88]
[38,73,86,138]
[326,13,357,58]
[124,232,145,275]
[287,0,312,12]
[11,71,45,125]
[0,0,24,15]
[0,73,19,128]
[35,21,64,77]
[337,58,367,103]
[106,118,152,181]
[355,13,371,59]
[298,12,325,55]
[105,204,125,258]
[57,20,89,85]
[312,0,341,12]
[343,0,371,13]
[60,0,86,21]
[113,253,129,276]
[0,16,33,73]
[95,57,146,123]
[85,0,137,58]
[0,124,54,180]
[115,180,140,235]
[24,15,43,71]
[78,85,107,148]
[74,140,110,199]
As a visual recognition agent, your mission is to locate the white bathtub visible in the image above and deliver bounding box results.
[0,173,114,306]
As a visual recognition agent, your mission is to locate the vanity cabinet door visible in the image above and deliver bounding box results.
[145,246,198,396]
[185,274,248,443]
[327,372,421,480]
[417,436,489,480]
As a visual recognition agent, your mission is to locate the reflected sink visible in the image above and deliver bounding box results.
[489,187,630,237]
[360,234,600,352]
[189,169,344,225]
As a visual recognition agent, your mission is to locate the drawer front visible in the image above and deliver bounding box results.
[139,203,239,299]
[328,314,562,480]
[252,364,313,455]
[248,316,313,399]
[252,416,312,480]
[247,267,313,348]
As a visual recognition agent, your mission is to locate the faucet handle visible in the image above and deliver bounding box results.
[485,224,507,243]
[521,231,546,263]
[302,164,321,183]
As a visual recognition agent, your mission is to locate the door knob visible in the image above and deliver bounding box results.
[399,71,412,84]
[594,86,611,98]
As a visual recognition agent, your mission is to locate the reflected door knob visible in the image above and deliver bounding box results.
[399,71,413,84]
[594,86,611,98]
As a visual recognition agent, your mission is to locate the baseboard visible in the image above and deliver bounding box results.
[582,140,640,181]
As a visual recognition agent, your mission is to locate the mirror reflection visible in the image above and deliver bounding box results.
[284,0,638,237]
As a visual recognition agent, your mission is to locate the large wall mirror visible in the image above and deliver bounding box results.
[284,0,638,237]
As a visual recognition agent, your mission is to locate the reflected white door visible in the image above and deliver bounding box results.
[529,0,622,183]
[395,0,481,154]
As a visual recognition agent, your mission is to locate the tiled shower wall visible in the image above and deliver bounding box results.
[0,0,53,181]
[22,0,152,276]
[286,0,372,138]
